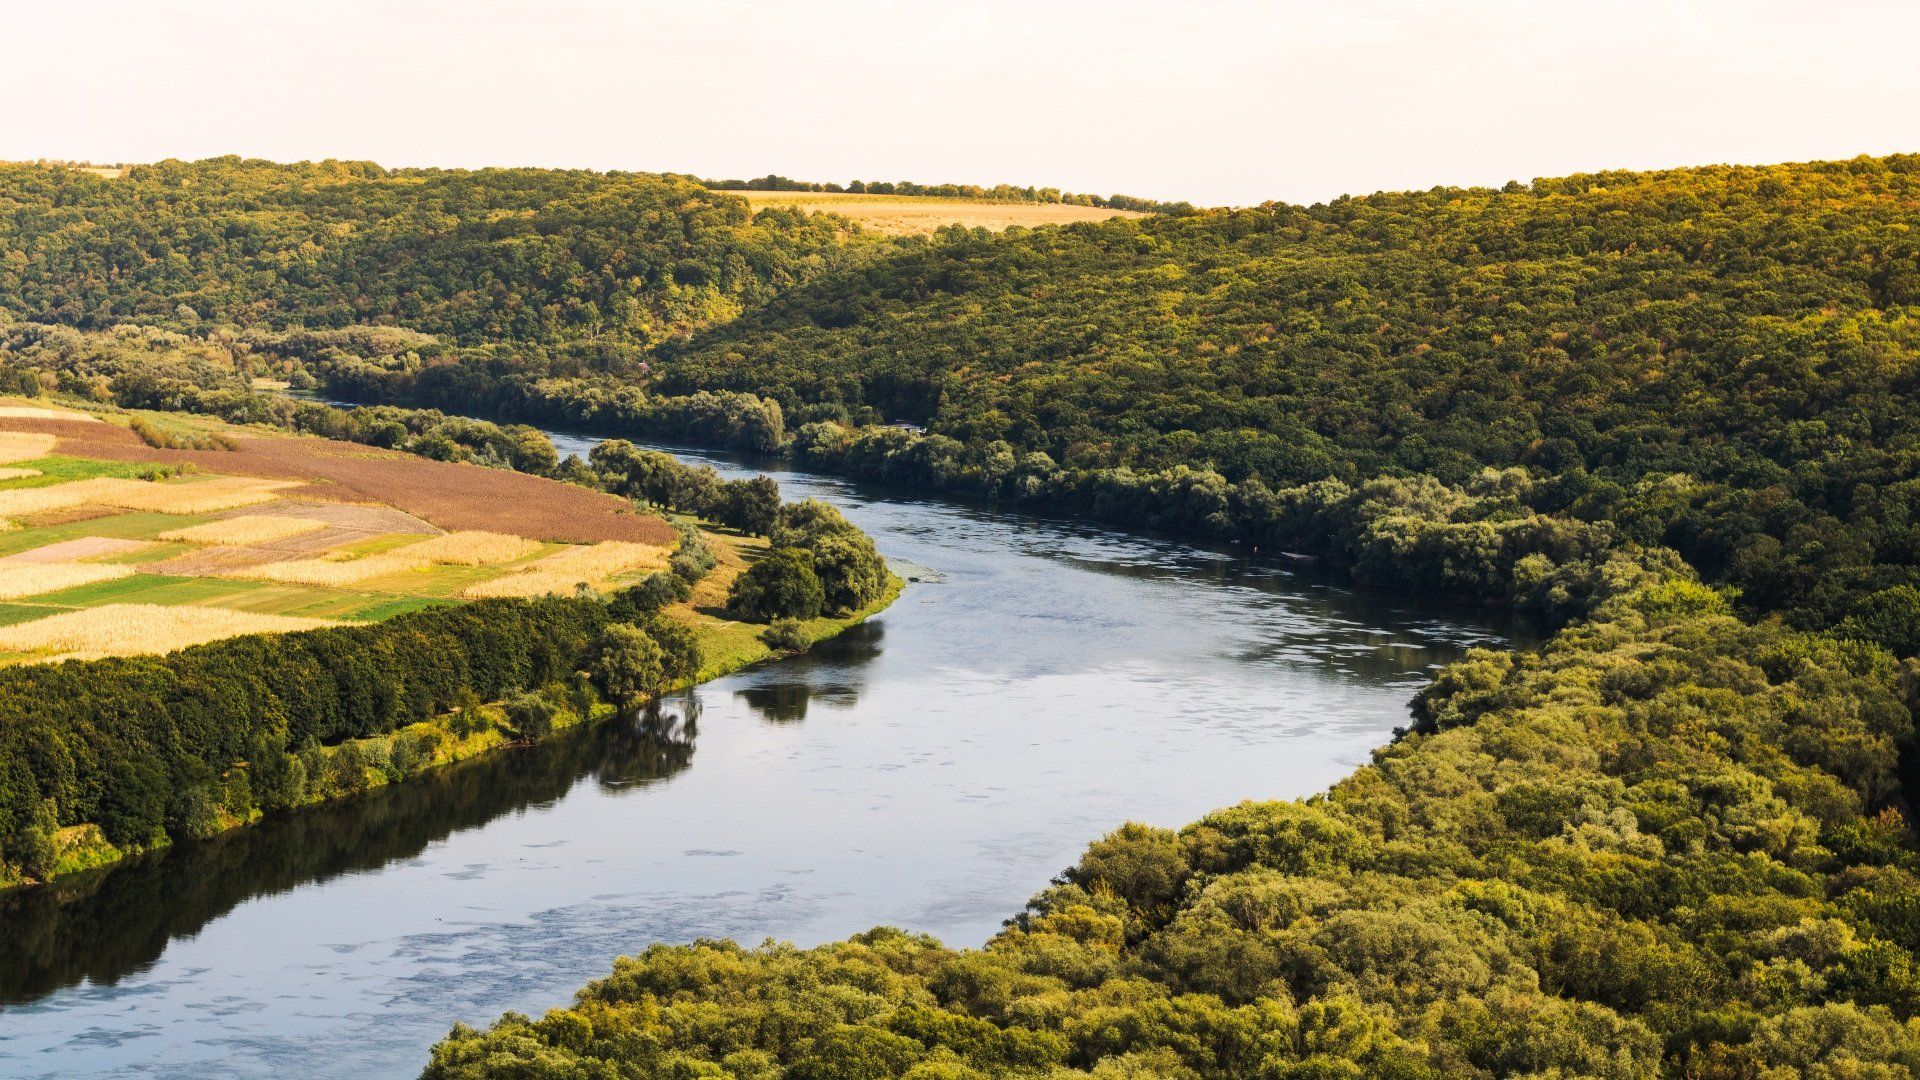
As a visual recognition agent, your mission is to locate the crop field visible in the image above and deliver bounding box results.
[732,190,1144,235]
[0,403,684,664]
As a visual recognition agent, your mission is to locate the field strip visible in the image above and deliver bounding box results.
[229,529,547,587]
[0,562,137,599]
[0,603,337,661]
[462,540,670,598]
[158,515,331,546]
[0,476,298,519]
[0,433,57,463]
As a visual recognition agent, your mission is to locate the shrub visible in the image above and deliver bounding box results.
[761,618,810,653]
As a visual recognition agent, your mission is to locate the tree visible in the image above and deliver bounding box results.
[727,547,825,621]
[590,623,667,707]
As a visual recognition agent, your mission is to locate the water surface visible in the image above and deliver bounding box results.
[0,434,1527,1078]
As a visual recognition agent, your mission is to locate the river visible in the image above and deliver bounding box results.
[0,432,1531,1078]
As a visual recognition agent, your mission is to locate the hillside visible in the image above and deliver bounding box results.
[0,158,860,346]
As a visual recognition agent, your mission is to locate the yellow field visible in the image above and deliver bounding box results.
[230,529,546,586]
[0,406,97,423]
[0,604,336,661]
[0,561,136,600]
[462,540,670,598]
[733,190,1145,236]
[0,476,297,519]
[158,514,331,546]
[0,433,57,463]
[397,530,544,566]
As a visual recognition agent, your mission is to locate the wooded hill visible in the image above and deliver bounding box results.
[4,154,1920,1076]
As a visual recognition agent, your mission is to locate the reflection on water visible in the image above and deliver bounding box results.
[0,430,1534,1079]
[0,704,696,1007]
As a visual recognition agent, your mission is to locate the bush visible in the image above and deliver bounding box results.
[761,618,810,653]
[503,689,562,741]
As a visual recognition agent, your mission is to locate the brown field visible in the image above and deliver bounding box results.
[37,421,673,545]
[734,190,1145,236]
[158,515,331,546]
[0,604,334,661]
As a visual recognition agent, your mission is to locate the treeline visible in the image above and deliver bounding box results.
[0,591,699,884]
[588,440,890,620]
[426,561,1920,1077]
[652,158,1920,640]
[0,322,567,474]
[0,157,857,346]
[701,173,1195,214]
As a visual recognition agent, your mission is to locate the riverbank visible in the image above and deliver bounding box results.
[0,524,904,895]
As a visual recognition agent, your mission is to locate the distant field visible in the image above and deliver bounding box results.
[732,190,1144,235]
[0,401,678,664]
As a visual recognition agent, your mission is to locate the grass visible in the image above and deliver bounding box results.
[0,456,173,492]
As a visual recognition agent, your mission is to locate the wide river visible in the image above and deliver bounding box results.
[0,433,1530,1078]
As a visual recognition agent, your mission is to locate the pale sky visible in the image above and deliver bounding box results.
[5,0,1917,207]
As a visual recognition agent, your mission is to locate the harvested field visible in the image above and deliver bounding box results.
[0,433,57,463]
[232,530,548,587]
[462,540,671,598]
[0,561,136,599]
[36,423,672,545]
[0,603,335,661]
[159,515,330,546]
[0,406,98,423]
[0,476,294,518]
[0,468,42,481]
[0,537,157,564]
[733,190,1146,236]
[394,530,542,566]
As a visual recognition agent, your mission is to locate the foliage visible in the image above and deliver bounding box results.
[0,158,856,347]
[728,548,826,622]
[761,618,810,653]
[425,570,1920,1077]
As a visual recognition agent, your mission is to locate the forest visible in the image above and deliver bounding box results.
[1,155,1918,1074]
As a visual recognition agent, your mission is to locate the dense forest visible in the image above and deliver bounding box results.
[0,158,858,346]
[3,155,1920,1074]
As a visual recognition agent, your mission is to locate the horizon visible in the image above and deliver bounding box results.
[4,1,1917,207]
[11,146,1915,212]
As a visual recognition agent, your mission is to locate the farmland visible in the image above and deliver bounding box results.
[0,400,683,663]
[732,189,1145,235]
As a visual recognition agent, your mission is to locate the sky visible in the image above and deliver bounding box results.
[4,0,1917,207]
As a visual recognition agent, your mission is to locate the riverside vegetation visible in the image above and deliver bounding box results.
[0,344,894,890]
[1,156,1919,1074]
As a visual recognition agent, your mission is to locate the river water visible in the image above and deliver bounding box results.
[0,433,1528,1078]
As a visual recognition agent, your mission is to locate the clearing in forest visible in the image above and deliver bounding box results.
[732,190,1145,235]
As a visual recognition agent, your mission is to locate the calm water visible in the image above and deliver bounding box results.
[0,433,1528,1078]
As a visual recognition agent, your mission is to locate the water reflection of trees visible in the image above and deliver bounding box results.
[0,706,696,1006]
[732,622,883,723]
